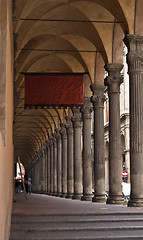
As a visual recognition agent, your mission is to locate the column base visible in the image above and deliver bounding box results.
[39,191,45,194]
[106,195,124,205]
[72,194,82,200]
[48,193,53,196]
[60,193,67,198]
[56,193,62,197]
[92,195,106,203]
[81,194,92,201]
[52,193,57,196]
[128,198,143,207]
[65,194,73,199]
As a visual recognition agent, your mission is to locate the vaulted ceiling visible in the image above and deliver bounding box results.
[13,0,143,167]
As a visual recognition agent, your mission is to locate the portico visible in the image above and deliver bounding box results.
[2,1,143,239]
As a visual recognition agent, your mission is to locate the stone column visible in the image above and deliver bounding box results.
[56,129,62,197]
[60,123,67,197]
[90,85,106,202]
[49,138,54,195]
[37,153,42,193]
[46,141,51,195]
[124,35,143,207]
[45,147,48,193]
[41,148,46,193]
[37,157,41,193]
[104,63,124,204]
[33,161,37,192]
[81,97,93,201]
[38,156,42,193]
[53,134,57,196]
[72,107,83,200]
[33,160,37,193]
[65,116,74,198]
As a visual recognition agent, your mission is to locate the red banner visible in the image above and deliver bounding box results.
[25,74,83,108]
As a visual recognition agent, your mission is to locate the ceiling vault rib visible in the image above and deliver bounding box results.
[19,49,102,53]
[20,18,123,24]
[15,114,60,117]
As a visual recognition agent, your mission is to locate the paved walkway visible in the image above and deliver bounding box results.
[10,193,143,240]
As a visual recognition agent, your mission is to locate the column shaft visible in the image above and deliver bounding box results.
[47,142,51,194]
[91,85,106,202]
[65,116,74,198]
[45,149,47,193]
[56,129,62,197]
[104,63,124,204]
[41,149,46,193]
[124,35,143,206]
[60,123,67,197]
[81,97,93,201]
[50,139,54,195]
[53,135,57,196]
[72,108,82,200]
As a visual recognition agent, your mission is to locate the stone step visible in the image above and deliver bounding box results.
[8,237,143,240]
[12,212,143,217]
[12,212,143,222]
[9,226,143,240]
[10,220,143,230]
[11,212,143,239]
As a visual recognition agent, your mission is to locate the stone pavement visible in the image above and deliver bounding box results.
[10,193,143,240]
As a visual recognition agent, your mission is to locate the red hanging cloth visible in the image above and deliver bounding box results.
[25,74,83,108]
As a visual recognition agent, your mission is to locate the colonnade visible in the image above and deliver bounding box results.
[29,67,123,204]
[28,35,143,207]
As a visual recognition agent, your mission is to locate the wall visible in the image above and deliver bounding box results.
[0,0,14,239]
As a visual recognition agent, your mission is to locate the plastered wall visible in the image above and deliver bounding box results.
[0,0,14,239]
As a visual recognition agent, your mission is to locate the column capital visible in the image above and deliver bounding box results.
[65,116,73,134]
[90,85,105,108]
[49,136,54,147]
[72,118,82,128]
[124,34,143,74]
[104,63,123,92]
[124,34,143,52]
[43,146,47,154]
[52,134,57,148]
[55,128,61,140]
[81,97,93,119]
[60,122,66,128]
[72,106,81,117]
[60,123,67,139]
[46,140,50,148]
[72,107,82,128]
[91,93,105,108]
